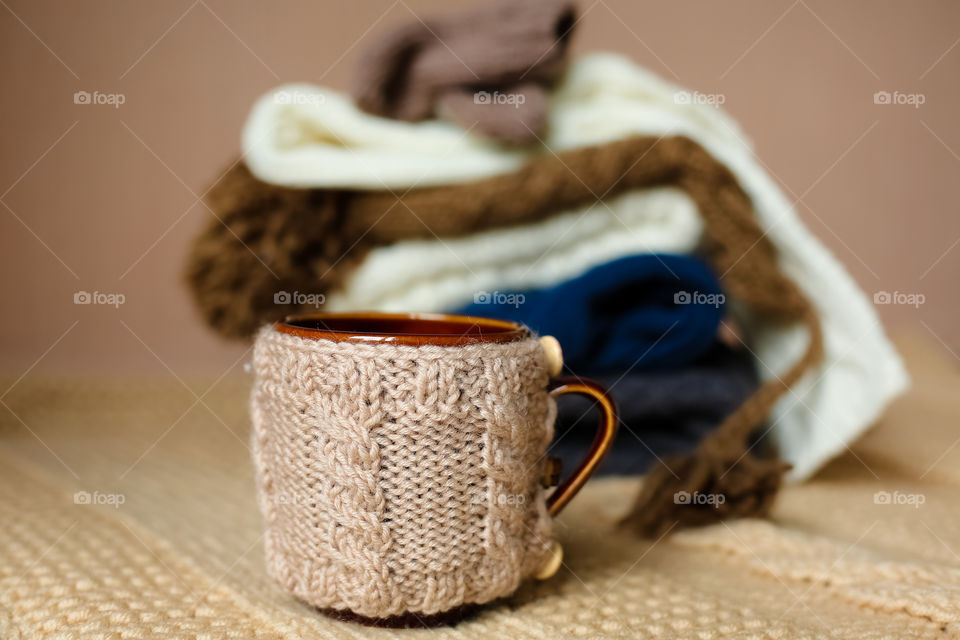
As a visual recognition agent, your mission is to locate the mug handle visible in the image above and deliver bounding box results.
[545,376,619,516]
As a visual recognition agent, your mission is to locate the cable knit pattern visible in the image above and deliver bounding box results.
[250,328,555,618]
[1,338,958,638]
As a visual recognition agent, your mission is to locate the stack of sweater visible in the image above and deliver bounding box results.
[185,0,907,536]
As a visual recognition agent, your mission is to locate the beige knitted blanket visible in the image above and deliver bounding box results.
[1,333,958,639]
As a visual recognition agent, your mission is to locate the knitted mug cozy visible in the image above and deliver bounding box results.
[251,324,566,620]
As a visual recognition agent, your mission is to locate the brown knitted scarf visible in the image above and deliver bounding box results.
[185,135,824,535]
[352,0,577,145]
[185,163,370,340]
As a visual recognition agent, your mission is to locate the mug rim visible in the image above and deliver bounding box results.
[275,312,530,346]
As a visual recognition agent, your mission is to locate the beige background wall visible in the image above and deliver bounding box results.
[1,0,957,376]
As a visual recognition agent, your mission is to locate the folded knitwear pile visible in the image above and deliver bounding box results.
[185,0,908,535]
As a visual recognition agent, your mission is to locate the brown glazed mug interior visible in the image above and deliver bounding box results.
[275,311,530,346]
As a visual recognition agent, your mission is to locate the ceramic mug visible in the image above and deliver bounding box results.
[250,312,617,626]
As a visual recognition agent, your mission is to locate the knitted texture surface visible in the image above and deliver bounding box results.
[250,328,555,617]
[0,334,957,638]
[184,162,369,340]
[352,0,575,144]
[184,136,762,340]
[186,134,823,534]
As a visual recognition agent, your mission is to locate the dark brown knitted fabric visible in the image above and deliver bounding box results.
[342,136,691,240]
[187,137,685,339]
[185,136,824,534]
[352,0,577,145]
[184,164,370,340]
[621,307,822,536]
